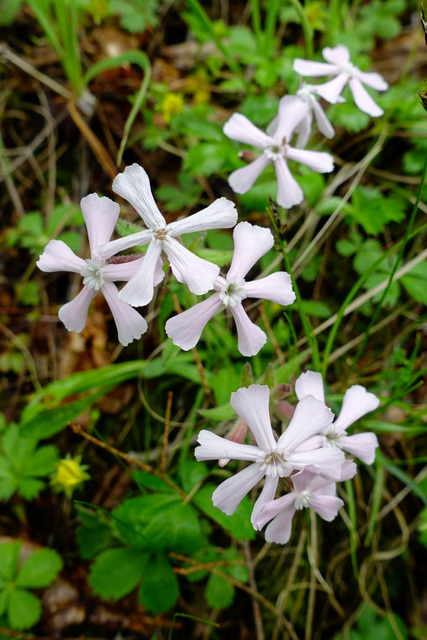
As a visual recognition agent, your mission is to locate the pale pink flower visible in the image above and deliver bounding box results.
[256,463,356,544]
[223,96,334,209]
[165,222,295,357]
[194,384,346,526]
[37,193,155,346]
[293,45,388,117]
[294,371,380,464]
[95,164,237,307]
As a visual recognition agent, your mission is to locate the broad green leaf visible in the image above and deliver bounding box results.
[132,469,175,493]
[192,485,255,540]
[8,589,41,630]
[0,541,20,581]
[195,248,233,267]
[198,404,235,421]
[1,425,34,472]
[76,513,114,561]
[16,548,62,589]
[401,262,427,304]
[179,460,208,494]
[25,445,59,477]
[0,588,11,617]
[89,547,149,600]
[138,553,179,614]
[222,547,249,582]
[205,573,235,608]
[17,478,46,501]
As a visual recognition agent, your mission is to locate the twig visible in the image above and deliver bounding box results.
[243,541,265,640]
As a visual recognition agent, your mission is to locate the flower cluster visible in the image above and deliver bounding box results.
[195,371,379,544]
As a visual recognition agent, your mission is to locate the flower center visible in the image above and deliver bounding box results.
[219,277,246,308]
[294,491,311,510]
[323,427,345,446]
[257,450,292,478]
[340,61,357,77]
[264,140,288,161]
[80,259,105,291]
[155,229,168,240]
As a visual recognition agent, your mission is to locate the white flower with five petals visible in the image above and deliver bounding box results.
[95,164,238,307]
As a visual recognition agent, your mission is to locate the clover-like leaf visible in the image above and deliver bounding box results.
[15,548,63,589]
[8,589,42,630]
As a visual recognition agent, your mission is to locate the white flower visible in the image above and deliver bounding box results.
[195,384,345,526]
[95,164,238,307]
[293,45,388,117]
[223,96,334,209]
[165,222,295,356]
[37,194,155,346]
[295,371,380,464]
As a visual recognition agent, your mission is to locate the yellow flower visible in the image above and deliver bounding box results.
[161,93,184,124]
[52,455,89,497]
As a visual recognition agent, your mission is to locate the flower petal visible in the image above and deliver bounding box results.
[293,58,338,77]
[80,193,120,254]
[311,98,335,139]
[308,495,344,521]
[274,96,310,144]
[58,285,97,333]
[243,272,295,305]
[286,147,334,173]
[257,492,296,530]
[102,281,147,346]
[164,236,219,294]
[289,447,345,480]
[223,113,272,148]
[316,74,349,104]
[118,239,163,307]
[335,433,378,465]
[230,304,267,357]
[334,385,380,431]
[165,293,222,350]
[295,113,312,149]
[274,157,304,209]
[357,70,388,92]
[252,475,279,528]
[228,154,271,194]
[37,240,85,274]
[168,197,237,237]
[102,256,164,284]
[227,222,274,280]
[278,395,334,452]
[112,164,166,230]
[322,45,350,65]
[195,430,261,463]
[349,77,384,117]
[295,371,325,403]
[229,385,276,452]
[96,229,153,261]
[264,501,297,544]
[212,464,265,516]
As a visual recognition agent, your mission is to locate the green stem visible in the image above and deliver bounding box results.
[288,0,313,59]
[250,0,263,50]
[265,0,280,54]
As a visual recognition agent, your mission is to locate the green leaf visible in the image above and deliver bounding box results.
[179,460,208,494]
[138,553,179,614]
[76,512,114,561]
[16,478,45,500]
[25,445,59,477]
[8,589,41,630]
[401,262,427,304]
[205,573,235,608]
[89,548,149,600]
[15,548,62,589]
[192,485,255,540]
[184,142,232,177]
[195,248,233,268]
[348,186,406,235]
[132,469,175,494]
[328,101,370,133]
[198,403,235,421]
[0,588,11,617]
[0,541,20,581]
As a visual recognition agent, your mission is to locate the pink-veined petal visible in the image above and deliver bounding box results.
[335,433,379,465]
[223,113,272,148]
[118,239,163,307]
[165,293,222,350]
[334,385,380,431]
[311,98,335,139]
[230,304,267,356]
[212,463,266,516]
[316,74,349,104]
[58,285,97,333]
[293,58,338,77]
[229,385,276,452]
[195,430,261,463]
[243,272,295,305]
[102,256,164,285]
[274,96,310,144]
[339,459,358,481]
[80,193,120,255]
[357,70,388,92]
[168,197,237,237]
[308,495,344,521]
[286,147,334,173]
[112,163,166,230]
[295,371,325,403]
[274,157,304,209]
[278,395,334,452]
[164,236,219,294]
[294,113,312,148]
[288,447,345,480]
[349,77,384,117]
[227,222,274,280]
[228,154,271,194]
[322,45,350,65]
[95,229,153,261]
[37,240,85,274]
[101,281,147,346]
[295,435,323,452]
[252,475,279,529]
[263,500,297,544]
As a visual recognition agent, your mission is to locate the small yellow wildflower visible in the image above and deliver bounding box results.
[52,455,90,498]
[161,93,184,124]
